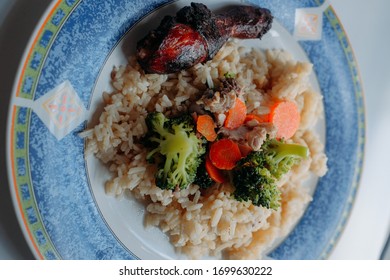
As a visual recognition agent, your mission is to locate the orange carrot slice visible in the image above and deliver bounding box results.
[269,101,300,139]
[209,139,242,170]
[245,113,269,124]
[197,114,217,141]
[224,98,247,129]
[205,156,226,183]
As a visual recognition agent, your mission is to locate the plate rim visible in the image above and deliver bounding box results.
[6,0,366,260]
[317,3,366,259]
[6,0,80,260]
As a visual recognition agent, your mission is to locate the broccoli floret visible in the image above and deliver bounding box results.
[232,138,308,210]
[145,112,206,190]
[262,138,309,180]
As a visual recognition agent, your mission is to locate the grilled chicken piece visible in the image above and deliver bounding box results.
[137,2,273,74]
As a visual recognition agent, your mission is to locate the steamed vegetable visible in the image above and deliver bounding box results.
[205,156,226,183]
[209,138,242,170]
[143,74,304,209]
[269,101,300,140]
[232,137,308,209]
[244,113,269,124]
[224,98,247,129]
[196,114,217,141]
[144,112,206,190]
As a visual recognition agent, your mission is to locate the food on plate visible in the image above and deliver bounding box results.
[208,138,242,171]
[232,138,308,210]
[196,114,217,142]
[143,112,206,190]
[269,101,301,139]
[83,37,328,259]
[136,2,272,74]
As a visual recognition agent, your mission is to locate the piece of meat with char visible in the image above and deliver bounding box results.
[136,2,273,74]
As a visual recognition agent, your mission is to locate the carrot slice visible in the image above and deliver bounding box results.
[269,101,300,139]
[245,113,269,124]
[209,139,242,170]
[224,98,247,129]
[205,156,226,183]
[197,114,217,141]
[238,144,253,158]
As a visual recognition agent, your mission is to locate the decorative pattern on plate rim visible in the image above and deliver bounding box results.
[294,0,330,40]
[9,0,80,260]
[318,3,365,259]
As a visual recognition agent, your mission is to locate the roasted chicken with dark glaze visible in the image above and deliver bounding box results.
[136,2,273,74]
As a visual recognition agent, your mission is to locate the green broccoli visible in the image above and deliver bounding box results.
[145,112,206,190]
[261,138,309,180]
[232,138,308,210]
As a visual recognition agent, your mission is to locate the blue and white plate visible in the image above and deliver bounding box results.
[7,0,365,259]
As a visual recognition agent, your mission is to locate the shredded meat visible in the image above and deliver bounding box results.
[246,123,277,150]
[246,126,268,151]
[218,122,277,151]
[218,126,250,142]
[196,77,241,114]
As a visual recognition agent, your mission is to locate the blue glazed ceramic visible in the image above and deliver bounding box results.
[7,0,365,259]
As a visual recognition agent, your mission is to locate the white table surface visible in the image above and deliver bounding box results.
[1,0,389,260]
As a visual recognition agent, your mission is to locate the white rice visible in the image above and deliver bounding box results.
[83,40,328,259]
